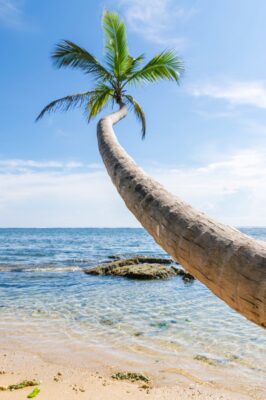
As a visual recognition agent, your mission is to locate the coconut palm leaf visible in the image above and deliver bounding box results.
[87,86,113,121]
[52,40,112,81]
[126,50,184,85]
[122,54,145,78]
[125,95,146,139]
[36,91,92,121]
[102,10,129,78]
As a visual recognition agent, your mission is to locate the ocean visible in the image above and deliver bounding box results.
[0,228,265,394]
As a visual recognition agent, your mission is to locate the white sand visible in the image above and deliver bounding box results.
[0,347,260,400]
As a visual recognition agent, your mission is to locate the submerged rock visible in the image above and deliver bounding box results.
[84,256,195,281]
[193,354,225,366]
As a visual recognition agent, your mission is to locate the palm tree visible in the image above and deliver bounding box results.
[36,10,183,137]
[37,11,266,328]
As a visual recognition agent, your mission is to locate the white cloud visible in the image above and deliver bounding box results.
[116,0,196,48]
[0,150,265,227]
[151,148,266,227]
[191,81,266,109]
[0,0,23,27]
[0,166,136,227]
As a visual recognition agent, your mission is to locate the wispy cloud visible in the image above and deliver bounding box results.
[0,151,265,227]
[115,0,196,48]
[0,0,23,27]
[0,159,101,173]
[191,80,266,109]
[195,109,238,120]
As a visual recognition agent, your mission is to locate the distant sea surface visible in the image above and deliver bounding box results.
[0,228,265,396]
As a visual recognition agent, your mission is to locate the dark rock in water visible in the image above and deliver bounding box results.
[107,255,121,261]
[105,255,173,264]
[84,256,194,281]
[172,266,195,282]
[129,256,173,265]
[86,262,176,279]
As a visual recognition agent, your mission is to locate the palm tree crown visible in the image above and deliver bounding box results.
[36,10,184,138]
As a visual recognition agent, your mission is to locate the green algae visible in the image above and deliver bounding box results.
[0,379,39,391]
[112,372,150,383]
[150,321,168,329]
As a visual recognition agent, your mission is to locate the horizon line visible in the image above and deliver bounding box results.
[0,226,265,229]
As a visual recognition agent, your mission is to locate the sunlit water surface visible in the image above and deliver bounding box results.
[0,228,265,396]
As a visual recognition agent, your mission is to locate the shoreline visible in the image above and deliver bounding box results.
[0,346,264,400]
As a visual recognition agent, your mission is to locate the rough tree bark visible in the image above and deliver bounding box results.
[97,104,266,328]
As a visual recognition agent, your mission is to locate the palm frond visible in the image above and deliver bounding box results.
[124,95,146,139]
[52,40,112,81]
[87,86,113,121]
[36,91,92,121]
[102,10,129,78]
[122,54,144,79]
[126,50,184,85]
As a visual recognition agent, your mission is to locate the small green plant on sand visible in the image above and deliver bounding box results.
[27,387,41,398]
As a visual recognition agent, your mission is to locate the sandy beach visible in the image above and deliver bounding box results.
[0,346,263,400]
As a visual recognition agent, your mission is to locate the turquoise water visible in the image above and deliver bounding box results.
[0,228,265,393]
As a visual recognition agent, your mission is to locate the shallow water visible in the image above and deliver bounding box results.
[0,228,265,395]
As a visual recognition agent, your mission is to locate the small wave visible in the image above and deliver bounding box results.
[26,266,82,273]
[0,265,82,273]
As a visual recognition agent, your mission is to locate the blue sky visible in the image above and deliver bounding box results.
[0,0,266,227]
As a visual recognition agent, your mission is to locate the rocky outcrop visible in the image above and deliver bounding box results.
[106,256,173,265]
[84,257,194,281]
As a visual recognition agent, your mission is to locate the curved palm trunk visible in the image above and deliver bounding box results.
[97,104,266,328]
